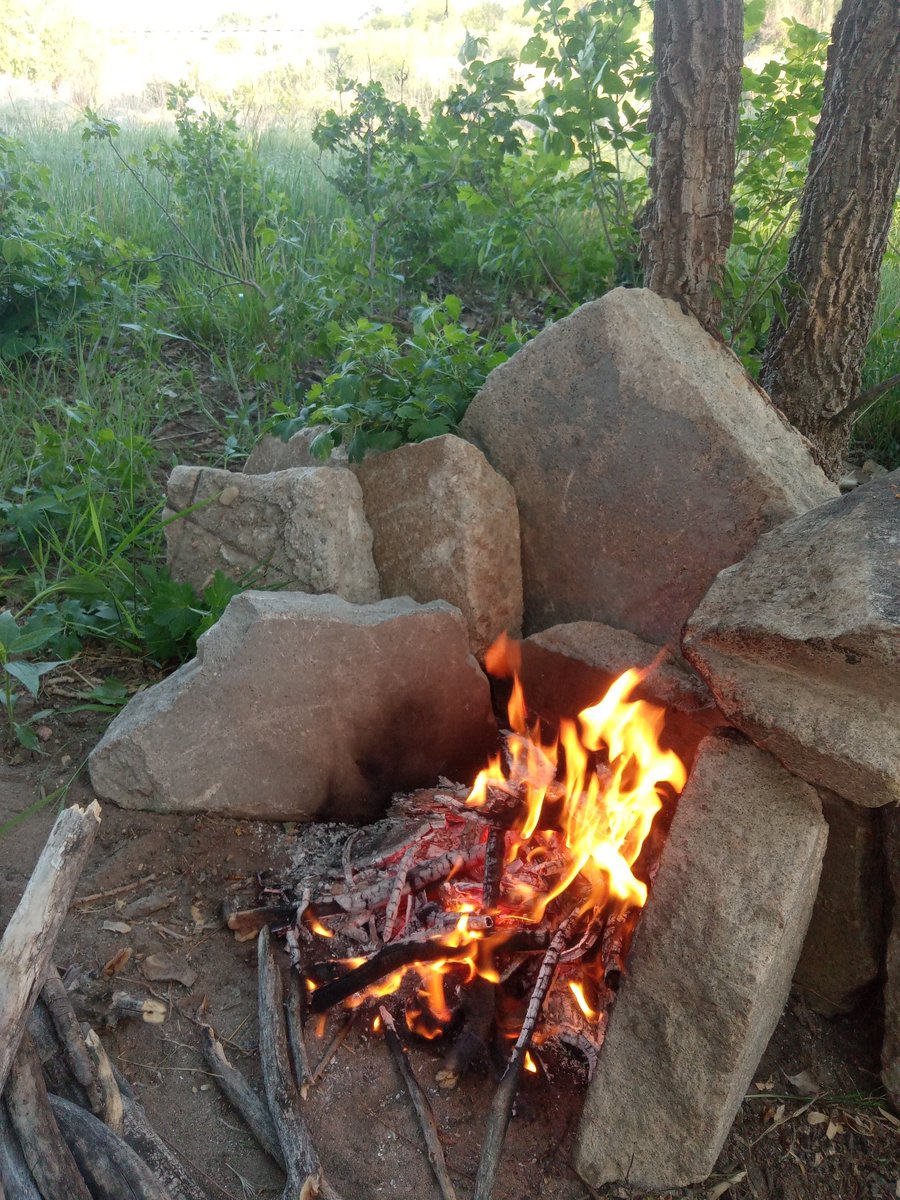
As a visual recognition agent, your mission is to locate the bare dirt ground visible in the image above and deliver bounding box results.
[1,715,898,1200]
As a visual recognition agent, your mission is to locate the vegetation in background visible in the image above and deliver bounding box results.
[1,0,898,751]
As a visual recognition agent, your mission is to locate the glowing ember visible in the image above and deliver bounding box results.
[302,635,687,1047]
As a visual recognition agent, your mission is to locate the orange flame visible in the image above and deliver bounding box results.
[312,640,686,1037]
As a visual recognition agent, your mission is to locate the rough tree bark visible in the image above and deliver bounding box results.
[641,0,744,328]
[761,0,900,477]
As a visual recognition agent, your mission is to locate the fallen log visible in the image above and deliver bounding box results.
[380,1008,458,1200]
[0,801,101,1093]
[4,1031,93,1200]
[41,966,105,1117]
[0,1098,41,1200]
[49,1093,174,1200]
[198,1024,284,1168]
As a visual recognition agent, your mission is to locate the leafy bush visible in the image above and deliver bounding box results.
[275,296,525,462]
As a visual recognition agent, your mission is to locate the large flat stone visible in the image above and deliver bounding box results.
[575,732,826,1190]
[165,465,379,603]
[883,811,900,1107]
[355,435,523,656]
[459,287,836,643]
[683,472,900,806]
[795,790,885,1016]
[88,593,497,821]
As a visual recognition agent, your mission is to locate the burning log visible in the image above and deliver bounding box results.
[0,801,101,1093]
[473,907,583,1200]
[435,977,497,1090]
[380,1007,458,1200]
[4,1032,93,1200]
[308,928,548,1015]
[48,1094,173,1200]
[199,1024,284,1167]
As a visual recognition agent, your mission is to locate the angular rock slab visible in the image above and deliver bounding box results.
[355,435,523,656]
[243,428,347,474]
[795,790,885,1017]
[683,471,900,807]
[575,732,826,1190]
[882,810,900,1107]
[89,593,497,821]
[521,621,719,722]
[460,287,835,643]
[165,465,379,603]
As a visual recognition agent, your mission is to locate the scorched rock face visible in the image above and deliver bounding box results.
[257,634,697,1197]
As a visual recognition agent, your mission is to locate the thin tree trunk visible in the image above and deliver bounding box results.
[761,0,900,477]
[641,0,744,328]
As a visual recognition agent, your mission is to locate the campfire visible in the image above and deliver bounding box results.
[233,634,690,1196]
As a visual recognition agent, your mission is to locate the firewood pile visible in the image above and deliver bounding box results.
[0,662,685,1200]
[223,660,686,1199]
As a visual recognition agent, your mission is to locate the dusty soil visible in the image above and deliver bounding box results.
[1,717,897,1200]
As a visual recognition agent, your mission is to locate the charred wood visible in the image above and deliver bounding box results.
[435,978,496,1090]
[48,1093,174,1200]
[380,1008,458,1200]
[473,908,582,1200]
[41,967,105,1117]
[4,1032,93,1200]
[0,1099,41,1200]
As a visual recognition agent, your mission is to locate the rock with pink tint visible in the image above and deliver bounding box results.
[460,286,836,643]
[575,731,826,1189]
[89,592,496,821]
[355,435,523,656]
[165,464,379,603]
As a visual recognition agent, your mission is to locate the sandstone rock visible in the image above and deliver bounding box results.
[882,810,900,1107]
[521,621,719,721]
[243,428,347,474]
[682,471,900,807]
[575,732,826,1190]
[355,435,523,656]
[459,287,836,643]
[164,465,379,603]
[89,593,497,821]
[795,790,884,1016]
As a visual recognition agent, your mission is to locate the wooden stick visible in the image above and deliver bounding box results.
[383,844,416,942]
[27,999,88,1107]
[4,1032,93,1200]
[472,908,582,1200]
[224,903,295,942]
[257,927,329,1200]
[48,1093,174,1200]
[286,970,312,1099]
[309,1014,357,1086]
[72,873,156,906]
[0,801,101,1093]
[380,1008,458,1200]
[111,1065,212,1200]
[481,827,505,911]
[41,966,105,1116]
[0,1098,42,1200]
[199,1024,284,1168]
[83,1027,125,1134]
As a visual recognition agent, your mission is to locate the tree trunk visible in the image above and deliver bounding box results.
[760,0,900,477]
[641,0,744,328]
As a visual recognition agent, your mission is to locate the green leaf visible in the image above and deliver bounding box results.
[13,723,42,752]
[4,659,65,698]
